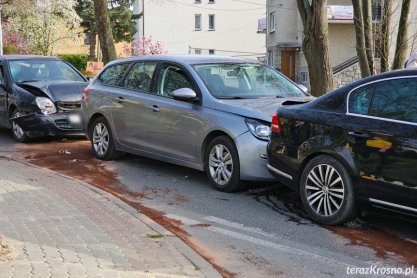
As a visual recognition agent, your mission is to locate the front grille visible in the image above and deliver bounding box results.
[57,101,81,113]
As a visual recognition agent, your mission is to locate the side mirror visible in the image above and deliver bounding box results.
[297,84,309,95]
[172,88,198,102]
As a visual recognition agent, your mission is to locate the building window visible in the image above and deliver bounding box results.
[208,14,215,30]
[209,49,215,55]
[195,48,202,54]
[372,0,382,21]
[267,50,274,66]
[208,0,215,3]
[269,12,276,33]
[301,72,308,84]
[195,14,201,30]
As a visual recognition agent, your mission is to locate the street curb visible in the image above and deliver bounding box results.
[0,155,221,278]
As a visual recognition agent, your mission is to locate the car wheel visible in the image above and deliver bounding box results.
[205,136,243,192]
[10,110,30,143]
[89,117,121,160]
[299,155,357,225]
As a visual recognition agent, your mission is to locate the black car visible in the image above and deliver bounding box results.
[0,55,88,142]
[267,69,417,225]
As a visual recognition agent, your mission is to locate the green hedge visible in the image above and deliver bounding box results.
[59,54,90,71]
[3,46,18,55]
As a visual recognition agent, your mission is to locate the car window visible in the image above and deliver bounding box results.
[123,62,157,92]
[194,63,305,99]
[0,66,5,86]
[98,63,130,86]
[9,59,85,83]
[157,66,193,98]
[349,85,374,115]
[369,78,417,123]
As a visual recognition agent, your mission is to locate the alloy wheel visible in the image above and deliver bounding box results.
[92,123,109,157]
[12,111,25,139]
[305,164,345,217]
[209,144,233,186]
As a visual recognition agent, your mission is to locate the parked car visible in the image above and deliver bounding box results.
[267,69,417,225]
[81,55,312,191]
[0,55,88,142]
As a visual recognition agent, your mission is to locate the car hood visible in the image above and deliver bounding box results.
[214,97,314,122]
[17,81,88,102]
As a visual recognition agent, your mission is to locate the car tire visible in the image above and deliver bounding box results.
[10,109,30,143]
[299,155,357,225]
[204,136,243,192]
[89,116,122,160]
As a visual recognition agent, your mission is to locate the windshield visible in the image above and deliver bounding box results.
[9,59,85,83]
[194,63,306,99]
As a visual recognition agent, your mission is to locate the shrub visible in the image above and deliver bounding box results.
[3,46,18,55]
[59,54,90,71]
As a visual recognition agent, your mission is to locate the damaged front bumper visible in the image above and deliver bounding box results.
[11,112,85,137]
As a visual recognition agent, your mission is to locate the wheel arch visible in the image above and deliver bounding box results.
[87,113,107,138]
[201,130,235,166]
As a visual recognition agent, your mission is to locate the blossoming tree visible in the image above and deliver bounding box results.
[123,36,166,57]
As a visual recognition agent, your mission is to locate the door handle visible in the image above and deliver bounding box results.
[149,104,160,112]
[348,131,370,139]
[116,96,125,103]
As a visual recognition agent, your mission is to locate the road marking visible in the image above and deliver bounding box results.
[203,216,280,240]
[165,214,404,276]
[207,225,354,269]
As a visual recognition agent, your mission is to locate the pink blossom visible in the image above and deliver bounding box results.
[123,36,167,57]
[2,18,29,54]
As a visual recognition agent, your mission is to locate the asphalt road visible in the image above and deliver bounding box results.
[0,128,416,277]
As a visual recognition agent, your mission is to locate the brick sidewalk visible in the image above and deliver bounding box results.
[0,158,219,278]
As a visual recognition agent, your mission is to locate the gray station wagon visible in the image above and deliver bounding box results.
[81,55,311,192]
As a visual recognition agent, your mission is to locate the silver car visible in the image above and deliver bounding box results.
[81,55,310,192]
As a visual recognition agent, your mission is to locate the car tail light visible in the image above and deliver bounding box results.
[271,112,280,132]
[82,87,89,101]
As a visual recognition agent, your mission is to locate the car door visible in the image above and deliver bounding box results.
[110,61,158,150]
[0,63,8,125]
[345,77,417,212]
[146,63,203,162]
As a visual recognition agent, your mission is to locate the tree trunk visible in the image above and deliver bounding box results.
[380,0,392,72]
[89,31,97,61]
[93,0,117,64]
[352,0,371,78]
[296,0,333,97]
[363,0,374,74]
[392,0,411,69]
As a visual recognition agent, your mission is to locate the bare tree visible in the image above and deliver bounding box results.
[380,0,393,72]
[363,0,374,74]
[93,0,117,64]
[352,0,371,77]
[392,0,411,69]
[296,0,333,96]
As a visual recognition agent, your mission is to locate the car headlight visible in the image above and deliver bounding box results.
[245,118,271,141]
[35,97,57,115]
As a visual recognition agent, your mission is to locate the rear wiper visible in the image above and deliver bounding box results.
[18,80,41,83]
[217,96,246,99]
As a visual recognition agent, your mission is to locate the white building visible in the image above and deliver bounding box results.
[134,0,266,60]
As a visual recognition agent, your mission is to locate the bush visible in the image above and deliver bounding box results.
[3,45,18,55]
[59,54,90,71]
